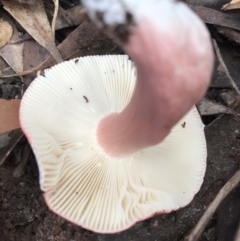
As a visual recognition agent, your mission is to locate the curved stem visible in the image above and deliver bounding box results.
[96,9,213,158]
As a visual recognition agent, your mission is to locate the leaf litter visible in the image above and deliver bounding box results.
[0,19,12,48]
[0,11,24,74]
[222,0,240,11]
[0,0,240,241]
[1,0,63,63]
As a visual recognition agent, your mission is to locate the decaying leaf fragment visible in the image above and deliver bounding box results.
[0,21,116,78]
[55,21,116,60]
[15,0,37,4]
[0,19,13,48]
[197,97,235,116]
[222,0,240,10]
[0,12,24,73]
[190,6,240,32]
[220,90,238,107]
[1,0,62,63]
[0,44,23,73]
[0,128,23,165]
[0,99,21,134]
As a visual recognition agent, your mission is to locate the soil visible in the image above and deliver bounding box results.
[0,108,240,241]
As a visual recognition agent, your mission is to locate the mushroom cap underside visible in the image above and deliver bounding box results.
[20,55,206,233]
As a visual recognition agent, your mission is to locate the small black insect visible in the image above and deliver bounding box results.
[74,59,79,64]
[181,122,186,128]
[83,96,89,103]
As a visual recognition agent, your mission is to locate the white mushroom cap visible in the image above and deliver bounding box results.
[20,55,206,233]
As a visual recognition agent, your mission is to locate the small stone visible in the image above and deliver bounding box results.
[19,182,26,187]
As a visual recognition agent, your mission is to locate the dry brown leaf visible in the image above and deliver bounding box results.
[55,21,116,60]
[190,6,240,32]
[222,0,240,10]
[0,10,25,43]
[0,99,21,134]
[197,98,235,116]
[0,11,24,73]
[0,21,116,78]
[220,90,238,106]
[0,56,9,70]
[1,0,62,63]
[0,19,13,48]
[61,6,87,26]
[23,40,50,86]
[23,40,50,71]
[13,144,31,178]
[0,43,23,73]
[215,26,240,44]
[15,0,37,4]
[45,5,86,30]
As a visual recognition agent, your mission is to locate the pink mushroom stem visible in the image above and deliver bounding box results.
[96,2,214,158]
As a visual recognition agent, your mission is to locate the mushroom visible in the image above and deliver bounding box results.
[20,0,214,234]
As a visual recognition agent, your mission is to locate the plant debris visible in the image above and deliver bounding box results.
[0,19,12,48]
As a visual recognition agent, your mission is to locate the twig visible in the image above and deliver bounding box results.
[52,0,59,40]
[0,66,43,78]
[235,222,240,241]
[185,169,240,241]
